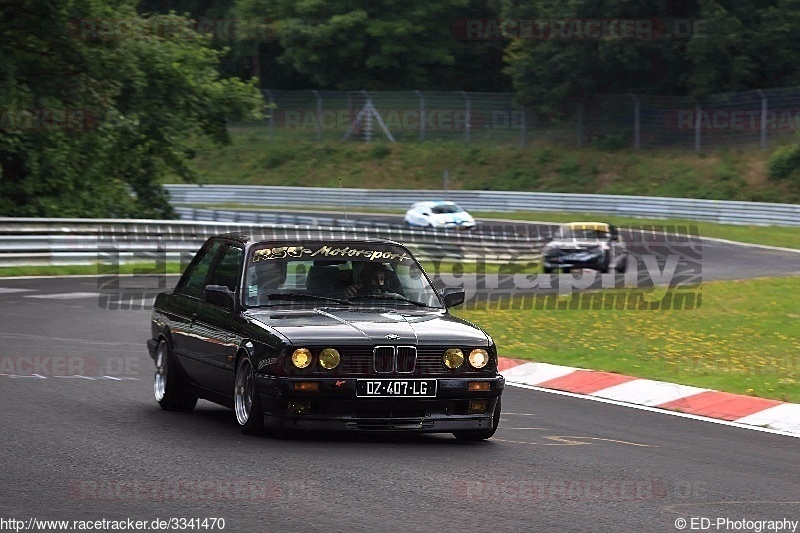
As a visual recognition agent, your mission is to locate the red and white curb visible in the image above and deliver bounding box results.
[499,358,800,437]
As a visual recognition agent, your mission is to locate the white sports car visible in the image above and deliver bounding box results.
[404,201,476,230]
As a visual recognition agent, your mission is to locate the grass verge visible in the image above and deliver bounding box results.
[453,275,800,403]
[0,262,184,278]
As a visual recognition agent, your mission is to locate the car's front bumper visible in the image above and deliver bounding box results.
[544,252,604,270]
[255,374,503,432]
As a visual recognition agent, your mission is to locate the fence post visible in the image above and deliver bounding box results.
[757,89,767,150]
[629,93,640,150]
[461,91,471,145]
[264,89,275,140]
[414,90,425,141]
[576,102,584,148]
[694,101,701,152]
[312,89,322,142]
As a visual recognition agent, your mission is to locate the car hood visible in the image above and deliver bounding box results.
[243,307,489,346]
[546,239,605,249]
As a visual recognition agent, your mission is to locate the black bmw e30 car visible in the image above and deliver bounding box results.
[147,233,503,440]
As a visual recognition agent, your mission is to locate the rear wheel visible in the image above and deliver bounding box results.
[234,354,264,435]
[154,339,197,411]
[453,398,501,441]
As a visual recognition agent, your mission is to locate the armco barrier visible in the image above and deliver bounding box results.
[164,185,800,227]
[0,218,542,267]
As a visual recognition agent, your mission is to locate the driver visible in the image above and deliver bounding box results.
[344,262,388,297]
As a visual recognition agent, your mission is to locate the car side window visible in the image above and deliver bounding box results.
[207,244,244,293]
[175,241,223,299]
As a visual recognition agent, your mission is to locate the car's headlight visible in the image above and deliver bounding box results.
[318,348,341,370]
[443,348,464,369]
[291,348,313,369]
[468,349,490,369]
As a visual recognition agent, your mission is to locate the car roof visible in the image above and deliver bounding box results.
[213,233,403,247]
[412,200,461,208]
[562,222,610,231]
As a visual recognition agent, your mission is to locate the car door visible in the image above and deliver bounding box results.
[189,242,244,395]
[167,239,224,382]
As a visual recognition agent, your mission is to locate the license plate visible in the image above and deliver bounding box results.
[356,379,437,398]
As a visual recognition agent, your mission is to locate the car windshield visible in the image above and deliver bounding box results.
[244,242,443,309]
[430,203,462,214]
[558,226,610,239]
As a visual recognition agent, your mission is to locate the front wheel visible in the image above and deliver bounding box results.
[154,339,197,411]
[453,398,501,441]
[234,354,264,434]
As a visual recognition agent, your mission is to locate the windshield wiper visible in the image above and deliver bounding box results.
[348,293,434,307]
[260,292,350,305]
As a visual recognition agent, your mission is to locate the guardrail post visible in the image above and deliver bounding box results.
[264,89,275,140]
[629,93,640,150]
[414,90,425,141]
[461,91,471,145]
[312,90,322,142]
[694,100,702,152]
[757,89,767,150]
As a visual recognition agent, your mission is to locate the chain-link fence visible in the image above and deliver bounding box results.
[254,87,800,150]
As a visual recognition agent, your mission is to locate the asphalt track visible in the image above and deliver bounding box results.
[1,272,798,532]
[1,219,799,532]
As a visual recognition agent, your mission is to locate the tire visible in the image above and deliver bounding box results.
[543,265,553,274]
[599,254,610,274]
[562,267,572,274]
[453,398,501,441]
[234,354,264,435]
[154,339,197,411]
[616,256,628,274]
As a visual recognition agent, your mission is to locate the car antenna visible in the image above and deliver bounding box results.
[339,177,350,227]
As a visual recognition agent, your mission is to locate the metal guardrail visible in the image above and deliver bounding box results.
[0,218,543,267]
[164,185,800,227]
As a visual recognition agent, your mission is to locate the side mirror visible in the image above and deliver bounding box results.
[442,287,465,308]
[204,284,235,309]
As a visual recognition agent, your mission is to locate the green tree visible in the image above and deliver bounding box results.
[501,0,691,113]
[262,0,473,90]
[0,0,262,218]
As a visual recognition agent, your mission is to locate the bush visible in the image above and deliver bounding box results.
[767,145,800,181]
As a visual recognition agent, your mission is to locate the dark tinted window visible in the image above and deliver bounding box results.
[207,245,244,292]
[175,240,223,299]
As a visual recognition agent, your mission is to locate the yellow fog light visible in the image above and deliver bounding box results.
[468,349,490,369]
[319,348,341,370]
[443,348,464,369]
[291,348,313,369]
[468,400,489,414]
[468,382,491,391]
